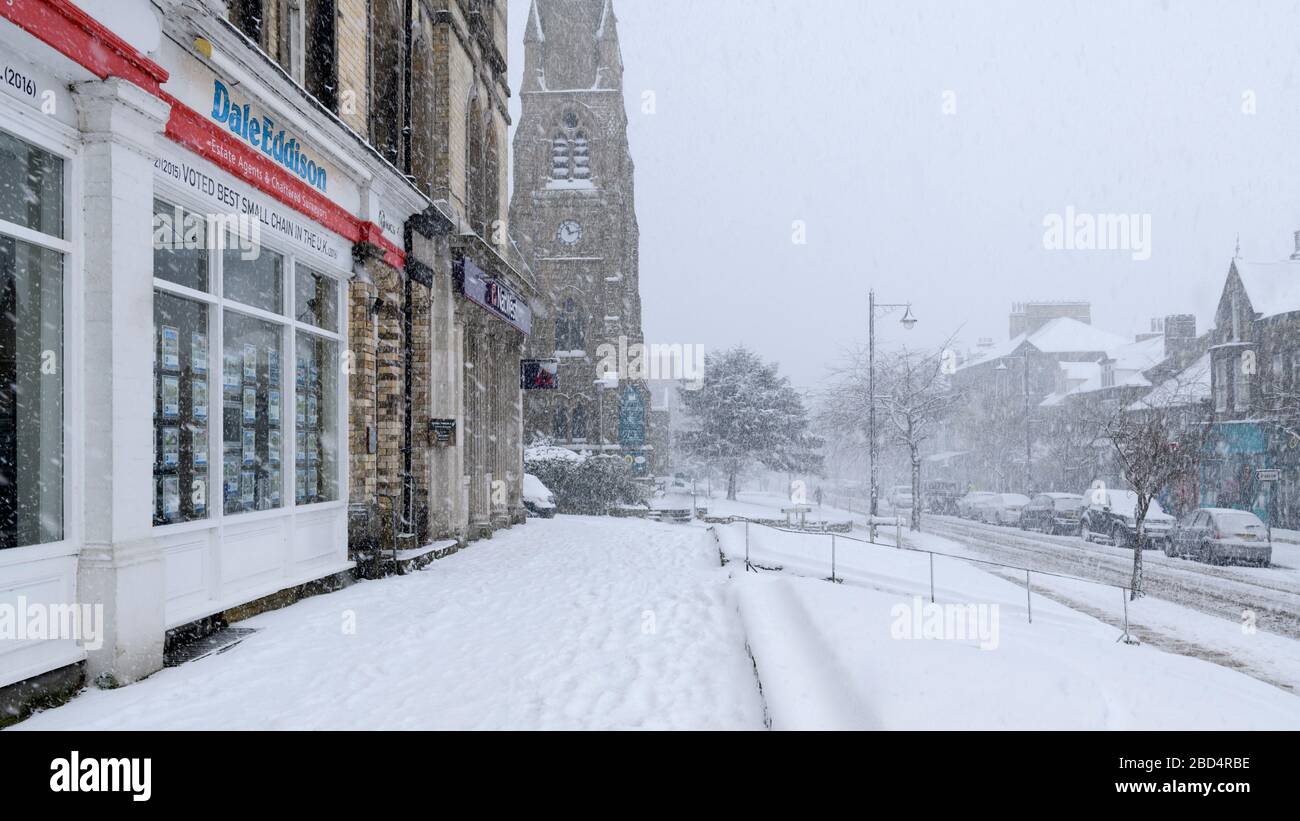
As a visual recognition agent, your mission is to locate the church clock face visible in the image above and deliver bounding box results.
[556,220,582,246]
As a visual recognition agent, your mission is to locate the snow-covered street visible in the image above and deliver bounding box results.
[13,517,765,730]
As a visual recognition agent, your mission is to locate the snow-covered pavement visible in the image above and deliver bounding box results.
[14,517,766,730]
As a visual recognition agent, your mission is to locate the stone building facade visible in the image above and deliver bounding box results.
[509,0,651,473]
[231,0,533,552]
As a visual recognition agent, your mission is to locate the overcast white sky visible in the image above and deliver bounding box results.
[508,0,1300,390]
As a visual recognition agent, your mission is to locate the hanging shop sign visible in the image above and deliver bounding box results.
[456,257,533,335]
[520,359,559,390]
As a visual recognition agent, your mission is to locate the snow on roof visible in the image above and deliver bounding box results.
[1128,352,1212,411]
[1061,361,1101,381]
[1233,259,1300,320]
[1027,317,1129,355]
[958,318,1128,372]
[1106,334,1166,371]
[956,333,1029,371]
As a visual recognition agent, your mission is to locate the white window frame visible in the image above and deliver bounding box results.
[1234,353,1251,413]
[150,184,349,538]
[0,110,81,562]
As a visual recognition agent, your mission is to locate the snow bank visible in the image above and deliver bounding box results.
[725,524,1300,730]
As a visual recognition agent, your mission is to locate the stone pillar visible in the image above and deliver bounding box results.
[73,79,171,686]
[347,258,380,555]
[507,333,526,524]
[373,260,405,545]
[409,276,433,543]
[465,314,491,536]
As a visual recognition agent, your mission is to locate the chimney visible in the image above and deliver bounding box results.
[1291,230,1300,261]
[1163,314,1197,360]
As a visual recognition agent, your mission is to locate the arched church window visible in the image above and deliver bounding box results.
[549,111,591,182]
[555,298,584,351]
[570,405,588,442]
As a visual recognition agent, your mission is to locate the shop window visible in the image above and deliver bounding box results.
[153,199,209,292]
[295,331,338,504]
[224,243,284,314]
[0,129,63,237]
[153,290,210,524]
[295,265,338,331]
[222,312,284,513]
[553,407,568,441]
[0,237,63,548]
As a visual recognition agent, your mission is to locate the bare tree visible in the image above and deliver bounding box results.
[818,339,962,531]
[1097,368,1211,599]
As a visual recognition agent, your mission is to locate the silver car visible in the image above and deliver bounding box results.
[1166,508,1272,567]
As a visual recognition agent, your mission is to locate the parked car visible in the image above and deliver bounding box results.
[978,493,1031,526]
[1078,489,1174,549]
[922,480,960,515]
[889,485,914,510]
[1020,493,1085,535]
[1166,508,1272,566]
[522,473,557,518]
[957,491,999,519]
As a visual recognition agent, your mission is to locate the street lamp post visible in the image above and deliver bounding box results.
[868,290,918,541]
[995,355,1033,493]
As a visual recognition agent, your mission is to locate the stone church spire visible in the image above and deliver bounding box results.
[595,0,623,90]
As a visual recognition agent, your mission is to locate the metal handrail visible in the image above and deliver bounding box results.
[715,516,1136,643]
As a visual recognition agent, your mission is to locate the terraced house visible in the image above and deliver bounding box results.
[1202,237,1300,530]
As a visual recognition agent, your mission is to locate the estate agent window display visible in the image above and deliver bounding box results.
[151,197,342,528]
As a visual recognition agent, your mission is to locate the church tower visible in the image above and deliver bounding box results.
[511,0,650,469]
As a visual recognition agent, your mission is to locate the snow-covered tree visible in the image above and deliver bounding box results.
[677,346,822,500]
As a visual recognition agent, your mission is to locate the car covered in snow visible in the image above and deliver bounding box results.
[957,491,999,519]
[888,485,915,510]
[522,473,557,518]
[978,493,1031,526]
[1019,493,1085,535]
[1078,488,1174,549]
[1166,508,1272,567]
